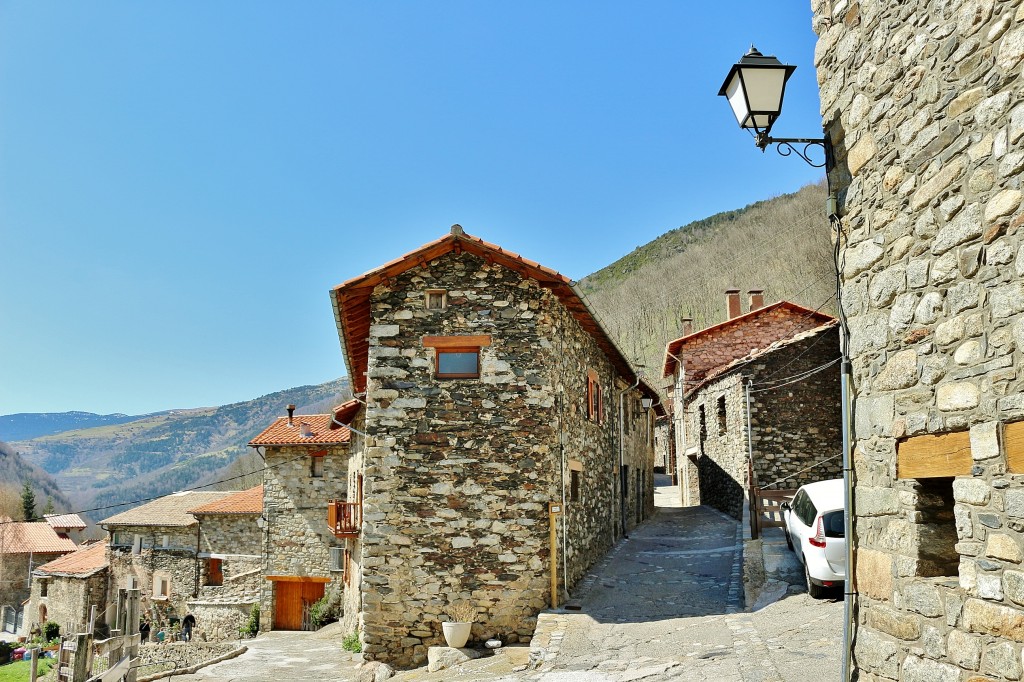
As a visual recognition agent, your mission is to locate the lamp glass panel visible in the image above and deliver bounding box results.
[738,66,787,116]
[724,72,750,127]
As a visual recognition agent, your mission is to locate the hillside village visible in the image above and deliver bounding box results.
[1,2,1023,681]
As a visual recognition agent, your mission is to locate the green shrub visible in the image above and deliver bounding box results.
[238,604,259,638]
[309,594,339,628]
[42,622,60,642]
[342,631,361,653]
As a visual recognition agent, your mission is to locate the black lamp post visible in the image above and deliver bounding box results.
[718,46,831,169]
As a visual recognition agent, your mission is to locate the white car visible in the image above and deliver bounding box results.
[781,478,846,598]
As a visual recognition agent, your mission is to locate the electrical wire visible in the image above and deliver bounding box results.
[749,357,842,393]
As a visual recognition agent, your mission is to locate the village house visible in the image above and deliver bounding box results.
[99,490,236,639]
[186,485,264,640]
[43,513,88,545]
[248,406,359,633]
[329,226,660,668]
[664,291,840,517]
[27,541,108,636]
[0,519,78,632]
[811,1,1024,679]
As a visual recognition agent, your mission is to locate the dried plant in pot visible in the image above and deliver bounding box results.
[441,601,476,648]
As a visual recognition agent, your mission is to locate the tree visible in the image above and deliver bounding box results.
[20,482,35,522]
[41,497,55,516]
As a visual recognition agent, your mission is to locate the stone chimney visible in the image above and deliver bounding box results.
[748,289,765,311]
[725,289,742,319]
[451,224,464,235]
[681,317,694,336]
[287,404,296,426]
[299,422,313,438]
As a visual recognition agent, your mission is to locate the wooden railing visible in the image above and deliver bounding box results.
[751,488,797,539]
[327,500,360,538]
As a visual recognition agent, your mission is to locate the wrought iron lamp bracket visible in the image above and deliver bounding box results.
[754,131,833,169]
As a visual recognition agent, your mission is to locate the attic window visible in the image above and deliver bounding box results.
[311,455,325,478]
[587,369,603,424]
[423,335,492,380]
[425,290,446,310]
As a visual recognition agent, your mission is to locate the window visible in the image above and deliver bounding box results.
[425,290,446,310]
[436,349,480,378]
[570,470,580,502]
[132,534,142,555]
[698,405,707,446]
[329,547,344,572]
[39,579,48,597]
[153,574,170,599]
[587,369,603,423]
[205,558,223,586]
[311,455,325,478]
[125,576,139,591]
[911,478,958,577]
[717,396,727,436]
[423,335,492,380]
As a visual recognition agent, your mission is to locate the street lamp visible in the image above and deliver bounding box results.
[718,46,831,169]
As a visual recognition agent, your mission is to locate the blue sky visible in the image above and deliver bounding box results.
[0,3,825,416]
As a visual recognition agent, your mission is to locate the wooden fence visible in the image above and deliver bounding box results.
[749,488,797,540]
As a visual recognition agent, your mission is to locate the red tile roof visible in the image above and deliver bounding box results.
[44,513,87,530]
[662,301,835,378]
[330,228,660,404]
[248,413,351,447]
[0,522,78,554]
[35,541,107,578]
[189,485,263,515]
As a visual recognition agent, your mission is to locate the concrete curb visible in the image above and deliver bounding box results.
[137,644,248,682]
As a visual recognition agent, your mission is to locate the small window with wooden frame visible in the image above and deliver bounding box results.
[423,335,492,380]
[569,460,583,502]
[310,452,325,478]
[425,290,447,311]
[587,369,603,423]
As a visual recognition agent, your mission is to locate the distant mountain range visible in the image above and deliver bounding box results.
[0,440,73,514]
[7,378,349,520]
[0,411,158,442]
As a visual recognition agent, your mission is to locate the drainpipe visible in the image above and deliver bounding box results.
[745,379,756,538]
[841,357,855,682]
[619,375,641,538]
[666,349,686,502]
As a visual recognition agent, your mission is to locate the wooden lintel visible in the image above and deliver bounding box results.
[1005,421,1024,472]
[265,575,332,583]
[897,430,972,479]
[422,335,493,348]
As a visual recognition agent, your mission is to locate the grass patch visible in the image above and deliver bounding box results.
[0,657,56,681]
[342,631,361,653]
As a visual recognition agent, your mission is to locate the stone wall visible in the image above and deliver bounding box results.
[107,527,199,631]
[259,442,350,631]
[687,374,748,519]
[812,0,1024,679]
[28,570,107,634]
[358,250,651,668]
[186,601,253,642]
[198,514,261,559]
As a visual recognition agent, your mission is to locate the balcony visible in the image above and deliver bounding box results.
[328,500,360,538]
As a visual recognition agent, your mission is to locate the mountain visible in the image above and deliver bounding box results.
[578,181,836,382]
[0,411,154,442]
[0,440,74,516]
[11,378,349,519]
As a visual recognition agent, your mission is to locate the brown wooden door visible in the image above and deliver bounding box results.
[273,580,325,630]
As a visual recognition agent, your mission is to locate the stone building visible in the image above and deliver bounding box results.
[100,490,235,638]
[663,292,839,514]
[248,405,359,633]
[186,486,263,640]
[27,541,108,635]
[330,226,660,667]
[0,520,77,627]
[811,0,1024,679]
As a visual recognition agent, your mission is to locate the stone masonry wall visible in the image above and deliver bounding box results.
[359,250,646,668]
[688,374,748,519]
[260,442,349,631]
[28,570,107,634]
[813,0,1024,680]
[107,526,199,631]
[748,325,843,490]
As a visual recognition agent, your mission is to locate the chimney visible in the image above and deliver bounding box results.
[681,317,694,336]
[450,224,464,235]
[748,289,765,311]
[725,289,742,319]
[299,422,313,438]
[286,404,296,426]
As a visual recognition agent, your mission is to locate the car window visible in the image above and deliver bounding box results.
[822,510,844,538]
[790,491,807,524]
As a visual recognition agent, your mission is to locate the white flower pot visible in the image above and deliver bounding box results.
[442,621,472,648]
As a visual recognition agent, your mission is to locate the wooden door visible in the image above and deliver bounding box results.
[273,580,325,630]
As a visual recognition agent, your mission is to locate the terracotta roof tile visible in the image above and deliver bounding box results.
[44,513,87,530]
[35,541,107,578]
[0,522,78,554]
[189,485,263,515]
[100,491,235,528]
[248,414,351,446]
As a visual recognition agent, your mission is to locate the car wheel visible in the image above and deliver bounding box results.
[804,559,826,599]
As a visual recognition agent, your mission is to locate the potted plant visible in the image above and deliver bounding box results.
[441,601,476,648]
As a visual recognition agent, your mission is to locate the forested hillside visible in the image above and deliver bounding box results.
[0,440,74,515]
[579,181,835,380]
